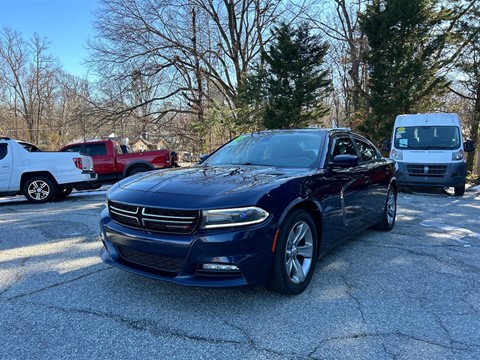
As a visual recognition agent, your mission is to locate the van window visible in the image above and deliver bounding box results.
[394,126,460,150]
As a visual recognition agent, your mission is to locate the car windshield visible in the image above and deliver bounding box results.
[394,126,461,150]
[203,131,324,168]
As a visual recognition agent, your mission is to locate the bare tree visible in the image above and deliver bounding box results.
[0,28,63,145]
[88,0,293,152]
[300,0,370,127]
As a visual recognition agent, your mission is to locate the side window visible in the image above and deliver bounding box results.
[355,139,379,162]
[331,136,356,159]
[85,144,107,156]
[0,144,7,160]
[64,145,82,153]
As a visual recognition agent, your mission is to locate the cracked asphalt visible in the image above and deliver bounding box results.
[0,186,479,360]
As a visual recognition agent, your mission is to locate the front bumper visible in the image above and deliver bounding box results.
[99,209,276,288]
[395,162,466,188]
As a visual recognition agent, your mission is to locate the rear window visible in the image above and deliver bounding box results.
[85,144,107,156]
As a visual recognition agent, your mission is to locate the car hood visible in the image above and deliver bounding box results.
[117,165,313,198]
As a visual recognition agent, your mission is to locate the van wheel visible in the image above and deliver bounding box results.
[23,176,57,203]
[454,185,465,197]
[269,209,318,295]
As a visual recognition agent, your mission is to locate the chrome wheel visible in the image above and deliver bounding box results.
[23,176,56,203]
[28,180,51,201]
[284,220,314,284]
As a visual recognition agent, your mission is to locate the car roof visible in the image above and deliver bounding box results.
[246,127,352,135]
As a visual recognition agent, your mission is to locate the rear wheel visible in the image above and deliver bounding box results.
[269,209,318,295]
[55,187,73,199]
[454,184,465,197]
[23,176,57,203]
[128,165,150,176]
[373,187,396,231]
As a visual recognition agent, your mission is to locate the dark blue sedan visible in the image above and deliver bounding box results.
[100,128,397,294]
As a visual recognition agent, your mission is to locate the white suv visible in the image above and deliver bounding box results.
[0,137,97,203]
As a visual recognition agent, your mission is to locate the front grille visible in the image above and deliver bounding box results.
[108,201,200,234]
[117,246,183,273]
[407,164,447,177]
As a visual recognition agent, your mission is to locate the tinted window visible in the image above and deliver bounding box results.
[0,144,7,160]
[85,144,107,156]
[64,145,82,153]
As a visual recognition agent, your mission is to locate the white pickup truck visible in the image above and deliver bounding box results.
[0,137,97,203]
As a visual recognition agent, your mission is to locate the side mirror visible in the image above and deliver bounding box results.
[464,139,475,153]
[332,154,359,167]
[382,139,391,152]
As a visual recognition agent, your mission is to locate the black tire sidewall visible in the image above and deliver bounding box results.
[375,187,396,231]
[56,187,73,199]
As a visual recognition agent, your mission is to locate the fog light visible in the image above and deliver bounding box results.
[202,263,239,271]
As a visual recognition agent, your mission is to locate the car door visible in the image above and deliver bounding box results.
[322,135,371,242]
[353,136,391,222]
[84,143,115,175]
[0,143,13,192]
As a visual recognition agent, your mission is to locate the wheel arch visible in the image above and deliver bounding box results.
[20,171,58,189]
[123,161,154,177]
[277,199,323,259]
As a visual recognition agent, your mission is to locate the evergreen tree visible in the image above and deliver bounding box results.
[238,22,332,130]
[359,0,449,143]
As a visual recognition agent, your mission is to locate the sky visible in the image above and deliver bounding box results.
[0,0,99,78]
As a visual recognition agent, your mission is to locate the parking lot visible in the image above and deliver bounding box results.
[1,185,479,359]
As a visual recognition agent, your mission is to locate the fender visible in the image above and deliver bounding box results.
[122,160,155,178]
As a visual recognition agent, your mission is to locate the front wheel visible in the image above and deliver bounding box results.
[373,187,396,231]
[269,209,318,295]
[454,184,465,197]
[23,176,57,203]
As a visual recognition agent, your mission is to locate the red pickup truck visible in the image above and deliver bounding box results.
[59,140,173,185]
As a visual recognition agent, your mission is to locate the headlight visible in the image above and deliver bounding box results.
[452,150,464,161]
[390,149,403,160]
[201,206,269,229]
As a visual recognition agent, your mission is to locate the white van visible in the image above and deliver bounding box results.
[385,113,475,196]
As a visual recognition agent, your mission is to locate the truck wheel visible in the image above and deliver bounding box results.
[23,176,57,203]
[56,187,73,199]
[454,185,465,197]
[128,165,150,176]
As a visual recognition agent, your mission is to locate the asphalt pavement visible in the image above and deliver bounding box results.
[0,185,479,359]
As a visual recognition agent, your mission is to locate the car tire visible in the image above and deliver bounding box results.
[23,176,57,203]
[373,187,396,231]
[128,165,150,176]
[454,184,465,197]
[269,209,318,295]
[55,187,73,199]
